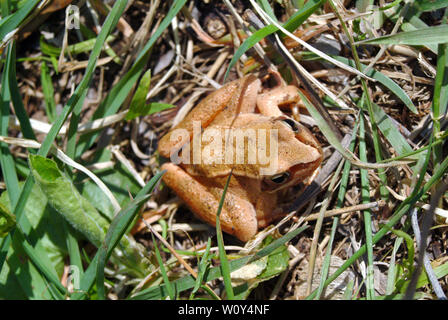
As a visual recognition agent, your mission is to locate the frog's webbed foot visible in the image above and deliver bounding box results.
[160,163,258,242]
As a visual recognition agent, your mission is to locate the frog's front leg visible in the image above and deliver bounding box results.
[256,85,301,117]
[161,162,258,242]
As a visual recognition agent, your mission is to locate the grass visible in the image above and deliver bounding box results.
[0,0,447,301]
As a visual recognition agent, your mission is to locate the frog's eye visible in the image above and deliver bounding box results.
[281,118,300,133]
[270,171,290,184]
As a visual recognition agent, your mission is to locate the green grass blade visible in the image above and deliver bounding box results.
[4,42,36,140]
[41,35,117,58]
[225,25,277,81]
[314,124,358,299]
[63,222,84,278]
[40,61,57,123]
[0,0,40,45]
[258,0,278,22]
[125,70,176,121]
[415,0,448,12]
[70,171,164,300]
[382,225,415,273]
[65,0,128,159]
[283,0,327,32]
[190,237,212,298]
[357,25,448,45]
[431,41,447,168]
[151,233,175,300]
[371,103,414,155]
[386,237,404,295]
[0,42,21,272]
[359,114,375,299]
[215,170,234,299]
[331,1,389,200]
[11,230,67,297]
[416,261,448,289]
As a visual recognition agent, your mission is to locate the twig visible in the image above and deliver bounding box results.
[304,200,386,221]
[405,181,448,300]
[410,208,447,300]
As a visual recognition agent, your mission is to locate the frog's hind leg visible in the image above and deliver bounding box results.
[160,163,258,242]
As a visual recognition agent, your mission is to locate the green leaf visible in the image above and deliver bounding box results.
[381,225,415,288]
[129,102,175,121]
[357,25,448,46]
[40,37,61,57]
[0,244,56,299]
[29,155,109,247]
[125,69,152,120]
[125,70,176,121]
[258,238,289,279]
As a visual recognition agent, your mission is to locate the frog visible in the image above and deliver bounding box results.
[157,72,323,242]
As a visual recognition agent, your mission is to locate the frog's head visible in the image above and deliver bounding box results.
[260,116,322,192]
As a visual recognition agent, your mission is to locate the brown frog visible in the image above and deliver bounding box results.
[157,73,322,241]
